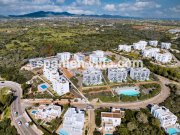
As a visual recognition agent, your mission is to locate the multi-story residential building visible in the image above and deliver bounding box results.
[60,108,85,135]
[101,108,125,135]
[44,58,59,69]
[74,53,85,62]
[43,61,70,96]
[57,52,71,62]
[133,40,147,50]
[89,50,110,64]
[108,68,127,82]
[33,104,61,122]
[142,48,160,58]
[43,66,59,82]
[83,68,103,85]
[154,53,172,63]
[149,40,158,47]
[52,75,70,96]
[29,57,44,68]
[93,50,104,57]
[118,45,131,52]
[130,68,150,81]
[151,105,178,128]
[161,42,171,49]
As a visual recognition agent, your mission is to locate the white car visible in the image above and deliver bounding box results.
[18,121,22,126]
[25,122,29,127]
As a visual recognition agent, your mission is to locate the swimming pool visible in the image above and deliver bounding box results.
[40,84,48,89]
[118,89,140,96]
[38,83,48,91]
[31,110,37,115]
[168,127,180,135]
[59,129,68,135]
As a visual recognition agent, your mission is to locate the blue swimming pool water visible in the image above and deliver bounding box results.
[118,89,140,96]
[32,110,37,115]
[168,128,179,135]
[59,129,68,135]
[40,84,48,89]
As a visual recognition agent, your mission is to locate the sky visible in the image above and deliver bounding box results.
[0,0,180,18]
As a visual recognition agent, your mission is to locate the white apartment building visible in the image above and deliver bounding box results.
[52,76,70,96]
[43,60,70,96]
[142,48,160,58]
[83,68,103,85]
[161,42,171,49]
[118,45,131,52]
[154,53,172,63]
[151,105,178,128]
[29,57,44,68]
[60,108,85,135]
[149,40,158,47]
[130,68,150,81]
[57,52,71,62]
[93,50,104,57]
[33,104,61,122]
[108,68,127,82]
[101,108,125,134]
[133,40,147,50]
[44,58,59,69]
[89,50,109,64]
[74,53,85,62]
[43,67,59,82]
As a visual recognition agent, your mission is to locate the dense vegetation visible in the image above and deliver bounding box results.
[0,87,18,134]
[0,118,19,135]
[0,87,13,114]
[113,109,165,135]
[94,108,165,135]
[0,19,173,83]
[143,59,180,82]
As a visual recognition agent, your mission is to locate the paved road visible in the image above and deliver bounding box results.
[0,81,38,135]
[88,109,95,135]
[21,74,173,110]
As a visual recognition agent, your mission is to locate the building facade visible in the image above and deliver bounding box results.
[33,104,61,122]
[154,53,172,63]
[43,60,70,96]
[118,45,131,52]
[57,52,71,62]
[60,108,85,135]
[130,68,150,81]
[142,48,160,58]
[29,57,44,68]
[74,53,85,62]
[133,40,147,50]
[83,68,103,85]
[151,105,178,128]
[161,42,171,49]
[149,40,158,47]
[108,68,127,82]
[101,108,125,135]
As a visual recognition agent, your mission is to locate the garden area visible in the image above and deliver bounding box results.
[26,104,69,135]
[119,83,161,102]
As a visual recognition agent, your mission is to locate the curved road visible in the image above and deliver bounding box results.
[0,75,176,134]
[92,75,172,109]
[0,81,38,135]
